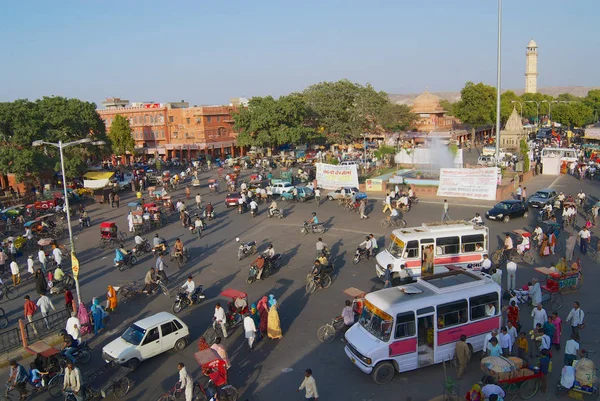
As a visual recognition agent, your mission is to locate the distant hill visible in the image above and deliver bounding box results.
[389,86,600,105]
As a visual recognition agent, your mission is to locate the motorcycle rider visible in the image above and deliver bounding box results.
[53,264,65,283]
[114,244,128,265]
[59,329,79,363]
[309,212,319,227]
[205,202,214,219]
[249,199,258,215]
[310,260,325,287]
[181,275,204,304]
[471,213,483,225]
[398,193,409,210]
[268,199,278,217]
[317,250,329,270]
[152,233,162,249]
[174,238,184,262]
[542,202,553,220]
[253,254,267,280]
[358,235,373,258]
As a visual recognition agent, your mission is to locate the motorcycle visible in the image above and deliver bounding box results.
[78,216,90,230]
[267,208,284,219]
[203,209,215,221]
[238,202,247,214]
[237,239,257,261]
[115,249,137,272]
[247,254,281,284]
[250,207,257,218]
[537,209,555,223]
[172,286,206,314]
[152,238,170,257]
[59,340,92,367]
[352,247,374,265]
[50,274,75,294]
[300,221,325,235]
[409,196,419,206]
[133,239,152,257]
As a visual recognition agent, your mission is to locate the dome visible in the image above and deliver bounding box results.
[527,39,537,48]
[411,89,445,114]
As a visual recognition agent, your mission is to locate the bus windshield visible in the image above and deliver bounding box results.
[388,235,405,258]
[359,301,393,342]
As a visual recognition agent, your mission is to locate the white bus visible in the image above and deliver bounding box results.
[375,221,489,283]
[344,269,501,384]
[540,147,578,163]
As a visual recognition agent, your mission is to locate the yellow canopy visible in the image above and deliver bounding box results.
[83,171,114,180]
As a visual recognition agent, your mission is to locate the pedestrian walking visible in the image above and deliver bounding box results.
[195,193,202,210]
[566,301,585,337]
[113,193,120,207]
[23,295,38,335]
[499,327,513,356]
[127,212,134,233]
[267,295,282,339]
[243,313,257,349]
[551,311,562,350]
[297,369,319,400]
[10,259,20,286]
[34,269,46,295]
[531,304,548,331]
[36,293,56,330]
[37,247,46,273]
[564,333,581,366]
[314,188,321,206]
[383,264,392,288]
[0,249,7,276]
[522,187,527,203]
[516,185,522,201]
[65,289,74,315]
[565,232,577,262]
[257,296,268,336]
[506,261,517,290]
[455,334,471,378]
[109,191,114,207]
[441,199,450,221]
[578,227,591,254]
[185,186,190,200]
[359,199,368,219]
[382,193,392,214]
[213,303,228,338]
[538,349,551,392]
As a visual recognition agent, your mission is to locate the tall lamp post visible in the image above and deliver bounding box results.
[32,138,105,304]
[494,0,503,164]
[511,101,523,119]
[525,100,540,127]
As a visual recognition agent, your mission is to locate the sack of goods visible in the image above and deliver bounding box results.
[575,358,597,387]
[480,356,518,381]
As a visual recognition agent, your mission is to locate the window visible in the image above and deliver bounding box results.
[436,236,459,255]
[144,115,149,124]
[196,118,201,123]
[216,116,220,122]
[394,312,416,339]
[206,116,212,123]
[437,300,468,329]
[404,240,419,259]
[161,322,177,336]
[172,132,178,139]
[173,320,183,330]
[387,235,405,258]
[169,116,174,123]
[186,118,191,124]
[142,327,159,345]
[470,292,499,321]
[462,234,485,253]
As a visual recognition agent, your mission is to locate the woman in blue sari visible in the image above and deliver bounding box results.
[90,298,106,334]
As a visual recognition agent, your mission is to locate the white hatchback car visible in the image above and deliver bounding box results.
[102,312,189,369]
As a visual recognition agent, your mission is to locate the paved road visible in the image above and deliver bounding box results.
[1,171,599,401]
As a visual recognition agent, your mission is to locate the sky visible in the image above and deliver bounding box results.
[0,0,598,107]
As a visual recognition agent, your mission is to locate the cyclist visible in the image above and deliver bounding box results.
[7,359,29,399]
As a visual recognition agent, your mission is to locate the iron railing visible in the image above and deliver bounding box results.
[0,326,23,354]
[23,309,71,343]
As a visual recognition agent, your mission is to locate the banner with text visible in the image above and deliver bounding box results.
[316,163,359,190]
[436,168,498,200]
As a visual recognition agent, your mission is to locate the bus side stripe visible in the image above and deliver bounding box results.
[389,338,417,357]
[437,317,501,346]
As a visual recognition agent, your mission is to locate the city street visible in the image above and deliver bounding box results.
[1,170,598,401]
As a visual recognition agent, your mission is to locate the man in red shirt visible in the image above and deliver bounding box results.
[23,295,38,334]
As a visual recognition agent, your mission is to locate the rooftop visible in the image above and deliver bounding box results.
[134,312,180,329]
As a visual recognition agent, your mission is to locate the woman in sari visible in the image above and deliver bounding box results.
[267,294,282,339]
[539,235,549,257]
[465,384,482,401]
[542,317,555,343]
[551,311,562,350]
[106,285,118,312]
[257,296,268,336]
[250,303,261,341]
[90,298,105,334]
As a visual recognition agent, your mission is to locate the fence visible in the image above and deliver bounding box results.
[22,309,71,344]
[0,326,23,354]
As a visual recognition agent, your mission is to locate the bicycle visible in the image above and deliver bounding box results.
[0,308,8,329]
[491,247,535,265]
[380,217,407,229]
[317,316,345,343]
[0,283,18,301]
[305,273,332,294]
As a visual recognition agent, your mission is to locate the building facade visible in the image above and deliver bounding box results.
[410,89,458,133]
[525,39,538,94]
[97,98,243,160]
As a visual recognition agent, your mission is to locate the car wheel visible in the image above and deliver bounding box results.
[371,361,395,384]
[174,338,187,351]
[125,358,140,370]
[503,215,510,223]
[523,211,528,219]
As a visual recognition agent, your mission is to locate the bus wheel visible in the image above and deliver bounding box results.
[371,361,395,384]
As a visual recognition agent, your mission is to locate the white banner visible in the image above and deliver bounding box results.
[83,179,110,189]
[436,168,498,200]
[315,163,359,190]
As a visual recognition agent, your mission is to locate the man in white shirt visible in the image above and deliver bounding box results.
[533,225,543,244]
[243,313,257,349]
[530,278,542,305]
[37,294,56,330]
[491,269,502,286]
[134,235,144,246]
[578,227,591,254]
[398,194,409,208]
[213,303,228,338]
[481,254,492,274]
[483,329,499,353]
[506,321,518,344]
[531,303,548,331]
[52,245,63,266]
[195,194,202,209]
[566,301,585,337]
[298,369,319,400]
[503,234,514,260]
[249,199,258,214]
[314,188,321,204]
[564,333,581,366]
[38,248,47,273]
[499,326,513,356]
[506,261,517,290]
[65,312,81,341]
[9,260,20,286]
[181,276,196,303]
[62,361,82,400]
[177,362,193,401]
[359,236,372,257]
[382,193,392,213]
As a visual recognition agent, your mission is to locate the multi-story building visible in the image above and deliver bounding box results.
[97,98,243,160]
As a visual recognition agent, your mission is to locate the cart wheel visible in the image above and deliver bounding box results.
[519,376,539,399]
[48,374,64,398]
[219,385,238,401]
[491,250,503,265]
[5,286,18,300]
[0,315,8,329]
[317,324,336,343]
[108,240,117,249]
[551,292,563,310]
[100,240,107,249]
[113,377,131,399]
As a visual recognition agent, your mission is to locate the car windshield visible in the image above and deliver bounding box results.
[388,235,405,258]
[494,202,511,211]
[121,324,146,345]
[533,192,549,199]
[359,301,393,342]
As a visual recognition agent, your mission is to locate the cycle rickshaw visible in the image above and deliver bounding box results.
[491,229,536,265]
[100,222,126,249]
[202,289,248,345]
[317,287,365,343]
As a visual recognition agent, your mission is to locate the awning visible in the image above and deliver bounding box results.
[83,171,114,180]
[83,179,110,189]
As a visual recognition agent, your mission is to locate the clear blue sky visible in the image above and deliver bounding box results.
[0,0,597,106]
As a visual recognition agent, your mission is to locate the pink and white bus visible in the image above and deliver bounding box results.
[344,270,501,384]
[375,221,489,283]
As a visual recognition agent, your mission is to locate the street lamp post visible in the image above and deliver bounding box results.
[494,0,503,163]
[525,100,540,127]
[511,101,523,119]
[541,100,552,123]
[32,138,105,304]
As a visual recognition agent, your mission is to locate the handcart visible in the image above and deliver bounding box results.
[127,201,140,212]
[481,356,541,400]
[556,362,599,400]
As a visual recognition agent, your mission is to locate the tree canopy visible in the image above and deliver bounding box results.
[108,114,135,156]
[453,82,496,127]
[0,96,110,181]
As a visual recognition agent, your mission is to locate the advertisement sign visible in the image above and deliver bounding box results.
[71,254,80,279]
[366,179,383,192]
[436,168,498,200]
[316,163,359,190]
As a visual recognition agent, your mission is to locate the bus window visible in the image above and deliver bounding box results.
[437,300,468,328]
[469,292,499,321]
[462,234,485,253]
[388,235,405,258]
[394,312,416,339]
[436,236,460,255]
[404,240,419,259]
[359,301,393,342]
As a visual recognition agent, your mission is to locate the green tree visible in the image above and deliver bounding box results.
[584,89,600,122]
[108,114,135,156]
[378,103,418,132]
[439,99,455,116]
[551,102,594,127]
[453,82,496,143]
[500,90,521,124]
[519,92,553,123]
[556,93,582,102]
[0,96,110,182]
[233,94,318,148]
[520,139,530,172]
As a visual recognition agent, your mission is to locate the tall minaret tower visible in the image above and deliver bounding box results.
[525,39,538,93]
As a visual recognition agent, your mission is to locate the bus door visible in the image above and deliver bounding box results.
[403,240,421,275]
[416,306,435,367]
[420,238,434,276]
